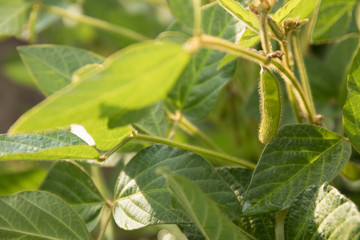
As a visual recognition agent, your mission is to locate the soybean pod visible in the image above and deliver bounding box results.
[258,67,282,144]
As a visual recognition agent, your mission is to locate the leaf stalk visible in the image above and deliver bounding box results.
[132,132,256,169]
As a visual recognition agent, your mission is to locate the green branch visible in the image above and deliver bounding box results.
[39,5,149,42]
[132,132,256,170]
[290,32,316,121]
[196,34,315,123]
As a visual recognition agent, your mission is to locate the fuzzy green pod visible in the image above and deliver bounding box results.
[267,16,284,40]
[258,68,282,144]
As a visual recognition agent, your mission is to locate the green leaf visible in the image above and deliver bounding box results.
[168,0,194,30]
[133,102,168,137]
[216,167,253,202]
[217,168,276,240]
[0,191,91,239]
[0,0,31,38]
[0,169,47,196]
[81,118,133,151]
[113,145,242,230]
[242,124,351,216]
[285,183,360,239]
[307,36,359,101]
[160,169,255,240]
[312,0,359,43]
[169,4,237,120]
[10,41,190,133]
[218,0,259,32]
[109,102,168,137]
[18,45,104,95]
[344,46,360,153]
[0,131,99,160]
[237,215,275,240]
[273,0,319,22]
[40,161,105,231]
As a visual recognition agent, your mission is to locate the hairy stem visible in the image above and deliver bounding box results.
[196,34,315,123]
[132,132,256,169]
[259,13,271,54]
[290,31,316,121]
[39,5,149,42]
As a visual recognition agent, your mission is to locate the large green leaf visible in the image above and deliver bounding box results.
[0,0,30,38]
[0,169,47,196]
[160,169,255,240]
[40,161,105,231]
[285,184,360,239]
[0,191,91,239]
[169,4,238,120]
[113,145,242,230]
[312,0,359,43]
[0,131,99,160]
[242,124,351,216]
[344,46,360,153]
[10,41,190,133]
[273,0,319,22]
[217,168,276,240]
[18,45,104,95]
[168,0,194,30]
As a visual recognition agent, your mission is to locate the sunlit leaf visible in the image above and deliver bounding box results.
[0,191,91,239]
[10,41,190,133]
[113,145,241,230]
[0,131,99,160]
[243,124,351,215]
[285,184,360,239]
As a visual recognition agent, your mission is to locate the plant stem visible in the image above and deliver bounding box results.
[132,132,256,169]
[290,31,316,121]
[98,133,133,161]
[193,0,202,36]
[259,13,271,54]
[197,34,315,123]
[275,210,287,240]
[167,110,181,139]
[97,206,113,240]
[39,5,149,42]
[27,3,40,43]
